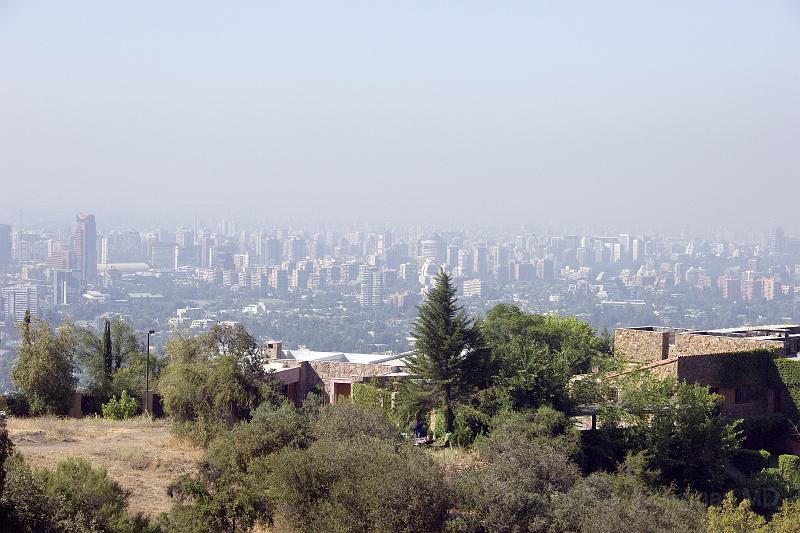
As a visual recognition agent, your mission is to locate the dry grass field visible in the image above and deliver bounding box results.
[6,416,203,517]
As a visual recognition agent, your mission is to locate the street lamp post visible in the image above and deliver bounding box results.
[145,329,155,415]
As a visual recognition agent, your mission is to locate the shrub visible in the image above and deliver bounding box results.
[159,328,283,445]
[0,452,54,533]
[706,492,767,533]
[102,390,139,420]
[205,403,310,475]
[351,382,390,410]
[163,472,271,533]
[40,457,131,531]
[777,454,800,480]
[0,416,11,500]
[549,472,707,533]
[451,408,582,532]
[262,437,451,532]
[729,448,771,476]
[312,401,398,442]
[1,453,152,533]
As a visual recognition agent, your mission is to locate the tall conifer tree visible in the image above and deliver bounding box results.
[406,269,490,433]
[103,319,113,378]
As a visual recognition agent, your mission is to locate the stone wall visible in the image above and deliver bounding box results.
[672,333,784,357]
[298,361,400,402]
[614,328,670,363]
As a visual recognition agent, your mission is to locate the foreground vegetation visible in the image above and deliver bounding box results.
[2,271,800,531]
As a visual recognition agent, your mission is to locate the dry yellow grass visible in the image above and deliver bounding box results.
[7,416,203,517]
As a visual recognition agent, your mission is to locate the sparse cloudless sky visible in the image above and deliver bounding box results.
[1,1,799,229]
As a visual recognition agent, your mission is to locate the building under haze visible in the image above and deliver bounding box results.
[0,224,12,265]
[73,214,97,284]
[358,265,383,308]
[2,284,38,322]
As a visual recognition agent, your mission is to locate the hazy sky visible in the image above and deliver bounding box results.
[1,1,799,230]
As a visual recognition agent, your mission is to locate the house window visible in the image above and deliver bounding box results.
[734,386,764,404]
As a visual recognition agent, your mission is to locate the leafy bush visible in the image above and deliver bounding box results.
[205,403,310,475]
[40,457,130,530]
[262,437,451,532]
[102,390,139,420]
[162,472,271,533]
[12,318,77,416]
[451,387,505,447]
[706,492,767,533]
[312,400,398,442]
[777,454,800,481]
[549,472,707,533]
[159,327,281,446]
[729,448,771,476]
[1,453,154,533]
[351,382,391,410]
[451,408,582,532]
[160,403,310,532]
[0,452,54,533]
[0,416,11,500]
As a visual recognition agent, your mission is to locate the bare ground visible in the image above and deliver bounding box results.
[7,416,203,518]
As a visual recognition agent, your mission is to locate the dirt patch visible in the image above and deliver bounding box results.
[7,416,203,517]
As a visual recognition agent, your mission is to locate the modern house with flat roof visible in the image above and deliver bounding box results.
[263,341,410,405]
[612,324,800,418]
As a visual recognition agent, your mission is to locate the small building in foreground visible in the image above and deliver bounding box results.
[263,341,409,405]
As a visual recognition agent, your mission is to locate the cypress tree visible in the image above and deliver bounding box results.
[406,269,490,433]
[103,319,113,378]
[21,309,31,346]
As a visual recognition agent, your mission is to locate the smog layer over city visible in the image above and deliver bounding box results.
[1,2,800,532]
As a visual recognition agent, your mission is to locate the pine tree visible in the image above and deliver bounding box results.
[405,269,490,433]
[103,319,113,378]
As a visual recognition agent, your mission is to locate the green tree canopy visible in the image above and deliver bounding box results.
[74,319,146,405]
[159,324,279,445]
[11,318,77,416]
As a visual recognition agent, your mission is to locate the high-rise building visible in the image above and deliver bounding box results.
[2,284,38,321]
[359,265,383,307]
[176,229,195,248]
[458,249,474,277]
[446,245,460,270]
[73,214,97,283]
[763,277,782,301]
[270,268,289,295]
[262,237,282,266]
[537,258,555,280]
[770,227,785,255]
[285,237,306,262]
[101,232,142,264]
[53,269,77,305]
[631,239,644,263]
[721,276,741,301]
[421,236,446,263]
[0,224,11,265]
[618,234,631,261]
[472,245,488,277]
[150,242,178,269]
[462,278,483,298]
[673,263,684,287]
[47,249,76,270]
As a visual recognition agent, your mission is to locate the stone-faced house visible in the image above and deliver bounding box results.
[262,341,409,405]
[613,325,800,418]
